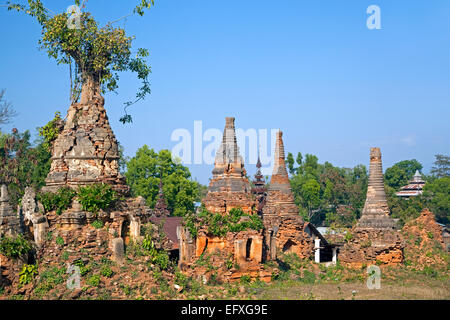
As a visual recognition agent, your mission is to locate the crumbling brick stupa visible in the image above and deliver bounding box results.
[42,95,129,195]
[202,117,256,215]
[178,117,271,283]
[262,131,315,260]
[340,148,404,267]
[6,95,163,268]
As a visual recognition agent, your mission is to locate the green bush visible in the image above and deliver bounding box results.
[184,207,264,237]
[88,274,101,287]
[19,264,38,285]
[38,111,63,151]
[55,236,64,246]
[0,235,32,258]
[78,184,116,213]
[100,266,114,278]
[91,220,104,229]
[38,187,76,214]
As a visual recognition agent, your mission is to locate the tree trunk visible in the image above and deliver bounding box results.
[80,72,101,104]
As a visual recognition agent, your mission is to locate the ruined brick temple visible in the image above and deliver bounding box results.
[177,120,333,282]
[340,148,404,267]
[1,106,410,290]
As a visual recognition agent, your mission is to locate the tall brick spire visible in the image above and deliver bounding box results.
[203,117,256,214]
[212,117,245,177]
[263,130,299,217]
[356,148,396,230]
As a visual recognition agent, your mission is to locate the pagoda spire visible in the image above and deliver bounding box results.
[263,130,299,217]
[154,179,170,217]
[356,148,396,230]
[252,152,267,215]
[203,117,256,214]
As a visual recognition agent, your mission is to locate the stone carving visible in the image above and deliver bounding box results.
[251,156,267,216]
[0,184,21,237]
[21,187,48,247]
[43,97,129,195]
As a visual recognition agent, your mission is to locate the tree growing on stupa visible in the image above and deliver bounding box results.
[5,0,154,123]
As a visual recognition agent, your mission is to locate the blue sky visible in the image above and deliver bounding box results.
[0,0,449,184]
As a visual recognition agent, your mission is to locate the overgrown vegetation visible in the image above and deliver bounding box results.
[37,187,76,215]
[38,111,63,151]
[184,207,264,237]
[19,264,38,285]
[77,183,117,214]
[0,234,32,258]
[37,183,116,215]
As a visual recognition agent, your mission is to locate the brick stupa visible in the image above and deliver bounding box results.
[340,148,404,267]
[42,96,129,195]
[202,117,256,214]
[262,131,314,260]
[356,147,396,230]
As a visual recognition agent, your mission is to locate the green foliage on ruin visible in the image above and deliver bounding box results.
[0,234,32,258]
[77,183,117,214]
[37,187,77,215]
[184,207,264,238]
[38,111,63,152]
[19,264,38,285]
[91,220,104,229]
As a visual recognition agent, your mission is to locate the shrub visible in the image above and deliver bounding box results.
[19,264,38,285]
[174,271,188,287]
[100,266,114,278]
[55,236,64,246]
[0,235,32,258]
[240,275,252,284]
[38,187,77,214]
[91,220,104,229]
[78,184,116,214]
[88,274,101,287]
[38,111,63,151]
[184,207,264,237]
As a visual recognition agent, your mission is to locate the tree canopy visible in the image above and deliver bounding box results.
[431,154,450,178]
[124,145,200,216]
[384,159,423,189]
[287,152,367,227]
[5,0,155,123]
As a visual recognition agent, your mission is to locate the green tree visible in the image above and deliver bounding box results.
[286,152,295,175]
[384,160,423,189]
[6,0,154,123]
[0,129,51,205]
[423,177,450,225]
[300,178,321,221]
[431,154,450,178]
[124,145,199,216]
